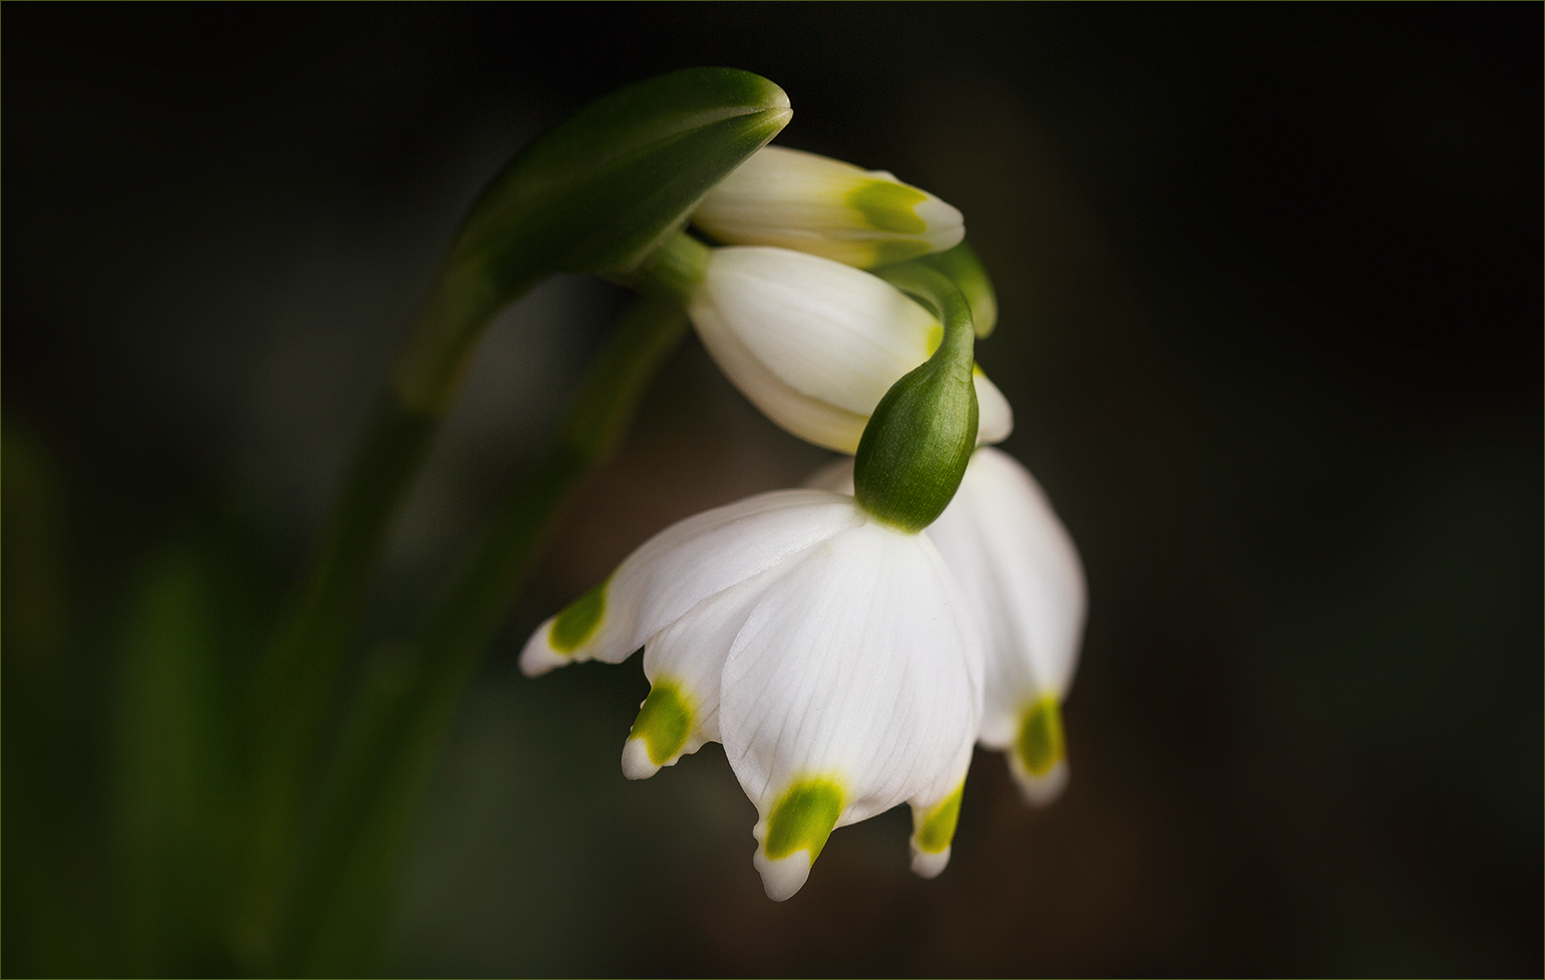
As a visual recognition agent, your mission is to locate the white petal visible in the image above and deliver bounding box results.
[720,521,983,826]
[689,247,939,453]
[929,448,1086,747]
[753,848,812,902]
[973,369,1014,445]
[911,845,952,880]
[622,562,795,777]
[1010,756,1069,807]
[801,456,855,495]
[519,489,858,676]
[620,737,662,781]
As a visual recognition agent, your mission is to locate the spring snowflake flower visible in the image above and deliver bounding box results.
[809,447,1086,803]
[686,245,1012,453]
[520,489,984,900]
[692,145,964,268]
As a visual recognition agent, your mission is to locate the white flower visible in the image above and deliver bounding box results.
[687,245,1013,453]
[808,447,1086,804]
[692,145,965,268]
[521,489,984,900]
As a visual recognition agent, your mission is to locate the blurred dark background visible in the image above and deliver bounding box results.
[5,5,1540,977]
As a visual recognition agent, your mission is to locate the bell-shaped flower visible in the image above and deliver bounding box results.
[692,145,965,268]
[521,489,984,900]
[686,245,1012,453]
[808,447,1086,804]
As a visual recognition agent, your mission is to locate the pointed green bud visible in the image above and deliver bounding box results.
[395,68,791,415]
[853,265,979,532]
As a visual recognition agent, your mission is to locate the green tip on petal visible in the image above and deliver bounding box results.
[549,580,607,653]
[764,778,844,861]
[848,180,930,235]
[1015,697,1066,776]
[756,777,845,901]
[914,785,964,854]
[910,784,964,879]
[627,681,695,772]
[1010,697,1070,806]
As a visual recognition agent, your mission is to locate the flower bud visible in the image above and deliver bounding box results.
[692,146,964,268]
[685,246,1012,454]
[852,281,979,532]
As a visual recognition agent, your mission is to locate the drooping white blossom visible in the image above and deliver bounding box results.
[521,489,984,900]
[686,245,1012,453]
[808,447,1086,804]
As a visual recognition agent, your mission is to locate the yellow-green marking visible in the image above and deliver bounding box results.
[847,180,929,234]
[914,784,964,853]
[629,681,694,765]
[765,778,845,861]
[549,579,607,653]
[1016,697,1066,776]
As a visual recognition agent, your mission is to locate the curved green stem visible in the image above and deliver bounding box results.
[237,273,509,969]
[278,295,689,974]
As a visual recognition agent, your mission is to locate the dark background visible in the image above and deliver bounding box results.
[5,5,1540,976]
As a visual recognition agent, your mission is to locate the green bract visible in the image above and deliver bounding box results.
[396,68,791,414]
[853,265,980,533]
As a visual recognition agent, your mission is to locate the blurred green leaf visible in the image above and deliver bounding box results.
[112,524,275,976]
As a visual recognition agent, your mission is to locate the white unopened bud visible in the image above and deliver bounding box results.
[687,246,1011,453]
[693,146,965,268]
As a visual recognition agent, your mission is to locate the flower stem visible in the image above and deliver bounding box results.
[237,271,515,968]
[277,294,690,974]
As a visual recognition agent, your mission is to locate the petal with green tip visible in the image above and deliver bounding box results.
[1010,697,1070,806]
[926,448,1085,748]
[721,518,983,900]
[693,146,963,268]
[622,680,697,779]
[754,777,846,901]
[910,783,965,879]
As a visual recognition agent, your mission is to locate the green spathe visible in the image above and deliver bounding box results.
[853,265,979,532]
[630,682,694,765]
[549,580,607,653]
[1016,697,1066,776]
[765,779,845,861]
[396,68,791,415]
[456,68,791,281]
